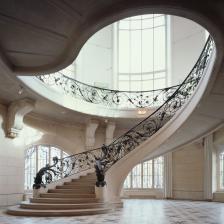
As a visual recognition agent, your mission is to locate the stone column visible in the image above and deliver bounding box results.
[164,151,173,199]
[85,120,99,150]
[105,122,116,145]
[203,134,214,201]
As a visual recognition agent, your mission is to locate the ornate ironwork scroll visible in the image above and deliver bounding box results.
[37,73,182,109]
[34,36,214,187]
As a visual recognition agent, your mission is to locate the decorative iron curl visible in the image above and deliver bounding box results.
[34,36,214,187]
[37,72,182,109]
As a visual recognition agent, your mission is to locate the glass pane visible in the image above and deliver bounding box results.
[24,147,36,190]
[142,29,153,72]
[220,153,224,189]
[119,20,130,29]
[143,160,153,188]
[130,81,141,91]
[119,75,129,81]
[154,72,166,79]
[154,16,165,27]
[119,81,130,91]
[154,156,164,188]
[118,31,130,73]
[132,164,142,188]
[142,80,153,91]
[130,74,142,81]
[38,145,49,170]
[154,26,166,71]
[142,19,153,29]
[131,20,141,29]
[142,73,153,80]
[154,78,166,89]
[130,30,141,73]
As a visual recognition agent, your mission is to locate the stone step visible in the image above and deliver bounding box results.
[71,179,96,183]
[20,201,106,210]
[31,197,100,204]
[48,188,95,194]
[56,185,94,190]
[40,193,96,198]
[7,206,111,217]
[64,181,95,186]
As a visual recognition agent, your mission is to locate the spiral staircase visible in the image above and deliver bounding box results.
[6,36,217,216]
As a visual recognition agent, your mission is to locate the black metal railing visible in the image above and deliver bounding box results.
[33,36,214,189]
[37,72,183,109]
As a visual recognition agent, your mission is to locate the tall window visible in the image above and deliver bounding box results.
[217,151,224,190]
[117,14,167,91]
[24,145,68,190]
[124,156,164,189]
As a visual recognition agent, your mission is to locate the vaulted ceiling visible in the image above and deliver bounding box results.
[0,0,223,128]
[0,0,222,76]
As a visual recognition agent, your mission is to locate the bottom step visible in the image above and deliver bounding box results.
[7,206,111,217]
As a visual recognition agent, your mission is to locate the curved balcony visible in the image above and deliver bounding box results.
[19,73,185,118]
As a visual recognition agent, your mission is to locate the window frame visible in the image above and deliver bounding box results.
[24,144,68,191]
[217,147,224,191]
[115,14,168,92]
[123,156,164,190]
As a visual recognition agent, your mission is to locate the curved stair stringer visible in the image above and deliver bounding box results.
[104,46,222,203]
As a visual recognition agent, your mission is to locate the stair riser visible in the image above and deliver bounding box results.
[56,186,94,190]
[64,182,95,186]
[30,198,100,204]
[40,194,96,198]
[7,209,110,217]
[48,189,94,194]
[20,204,106,210]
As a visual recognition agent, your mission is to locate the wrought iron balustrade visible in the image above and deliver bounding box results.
[33,36,214,189]
[37,73,182,109]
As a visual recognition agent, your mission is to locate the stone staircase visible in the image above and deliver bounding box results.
[7,173,111,216]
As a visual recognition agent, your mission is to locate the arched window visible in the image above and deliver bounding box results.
[24,145,68,190]
[117,14,167,91]
[124,156,164,189]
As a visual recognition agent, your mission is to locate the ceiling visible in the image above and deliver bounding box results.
[0,0,220,75]
[0,0,223,129]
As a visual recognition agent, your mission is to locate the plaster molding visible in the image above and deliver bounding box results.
[85,119,99,150]
[6,98,35,138]
[105,122,116,145]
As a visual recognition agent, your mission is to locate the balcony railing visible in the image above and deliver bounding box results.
[37,73,183,109]
[33,36,214,189]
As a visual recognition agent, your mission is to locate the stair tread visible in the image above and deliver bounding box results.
[7,206,111,216]
[22,201,105,206]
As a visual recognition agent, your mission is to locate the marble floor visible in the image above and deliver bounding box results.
[1,199,224,224]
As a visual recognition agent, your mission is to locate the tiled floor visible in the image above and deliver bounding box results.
[1,199,224,224]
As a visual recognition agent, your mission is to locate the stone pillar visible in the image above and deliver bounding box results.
[105,122,116,145]
[85,120,99,150]
[203,134,214,201]
[164,151,173,199]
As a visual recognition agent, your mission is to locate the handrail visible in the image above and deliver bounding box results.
[37,72,183,109]
[33,36,214,189]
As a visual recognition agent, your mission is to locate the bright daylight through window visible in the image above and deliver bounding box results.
[24,145,68,190]
[117,14,167,91]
